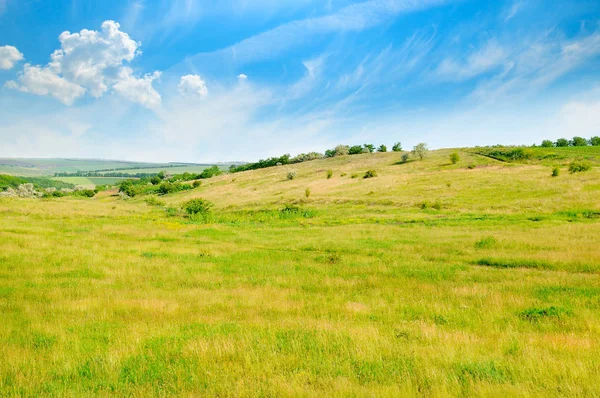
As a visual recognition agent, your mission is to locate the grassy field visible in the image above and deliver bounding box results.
[0,159,212,177]
[115,165,228,175]
[52,177,130,187]
[1,147,599,396]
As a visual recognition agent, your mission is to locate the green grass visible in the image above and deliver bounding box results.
[52,176,130,186]
[0,148,599,396]
[117,165,228,175]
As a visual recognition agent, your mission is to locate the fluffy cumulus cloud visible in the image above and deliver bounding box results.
[6,21,161,107]
[0,45,23,70]
[178,74,208,97]
[237,74,248,82]
[114,68,162,108]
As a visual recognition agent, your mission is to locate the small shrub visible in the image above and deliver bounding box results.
[165,207,178,217]
[326,170,333,179]
[420,200,442,210]
[351,173,360,179]
[475,236,497,249]
[467,163,477,169]
[145,196,165,206]
[519,306,571,322]
[340,173,347,177]
[334,145,349,156]
[551,167,560,177]
[193,180,202,188]
[305,188,311,199]
[182,198,214,215]
[363,170,377,179]
[287,171,297,180]
[568,160,592,173]
[449,152,460,164]
[401,153,410,163]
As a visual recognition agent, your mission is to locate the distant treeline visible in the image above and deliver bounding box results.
[538,136,600,147]
[229,143,403,173]
[0,174,75,191]
[54,163,223,177]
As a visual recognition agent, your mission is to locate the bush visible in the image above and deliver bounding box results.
[401,153,410,163]
[165,206,178,217]
[568,160,592,173]
[351,173,360,179]
[475,236,497,249]
[150,176,161,185]
[467,163,477,169]
[555,138,569,147]
[412,143,429,160]
[145,196,165,206]
[348,145,364,155]
[570,136,588,147]
[326,170,333,179]
[193,180,202,188]
[363,170,377,179]
[377,144,387,152]
[392,142,402,152]
[363,144,375,153]
[198,165,223,179]
[590,136,600,146]
[540,140,554,148]
[334,145,349,156]
[552,167,560,177]
[305,188,311,199]
[182,198,214,215]
[449,152,460,164]
[287,171,296,180]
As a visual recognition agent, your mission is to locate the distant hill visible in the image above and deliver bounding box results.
[0,158,245,177]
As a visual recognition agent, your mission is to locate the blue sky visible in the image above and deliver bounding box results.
[1,0,599,162]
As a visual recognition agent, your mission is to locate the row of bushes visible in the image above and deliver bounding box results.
[539,136,600,147]
[230,142,406,174]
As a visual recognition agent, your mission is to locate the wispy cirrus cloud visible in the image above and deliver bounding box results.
[184,0,450,68]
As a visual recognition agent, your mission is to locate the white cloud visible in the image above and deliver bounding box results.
[0,45,23,70]
[6,20,161,108]
[237,73,248,82]
[504,0,527,22]
[178,74,208,96]
[49,20,139,97]
[6,64,86,105]
[435,40,507,81]
[184,0,450,67]
[113,68,162,108]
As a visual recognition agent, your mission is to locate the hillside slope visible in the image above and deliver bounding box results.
[1,146,599,396]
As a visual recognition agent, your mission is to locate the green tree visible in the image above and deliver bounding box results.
[590,136,600,146]
[334,145,349,156]
[412,143,429,160]
[377,144,387,152]
[541,140,554,147]
[348,145,364,155]
[392,142,403,152]
[555,138,569,147]
[570,136,588,147]
[363,144,375,153]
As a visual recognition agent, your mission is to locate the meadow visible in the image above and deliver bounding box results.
[0,147,599,396]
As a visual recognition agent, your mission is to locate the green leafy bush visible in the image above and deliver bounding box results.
[287,171,296,180]
[377,144,387,152]
[363,170,377,179]
[568,160,592,173]
[570,136,588,147]
[326,170,333,179]
[401,153,410,163]
[182,198,214,215]
[449,152,460,164]
[552,167,560,177]
[305,188,311,199]
[590,136,600,146]
[145,196,165,206]
[193,180,202,188]
[392,142,403,152]
[541,140,554,147]
[555,138,569,147]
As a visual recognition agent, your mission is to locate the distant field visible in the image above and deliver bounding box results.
[52,176,130,186]
[1,147,599,396]
[0,158,210,177]
[116,165,225,175]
